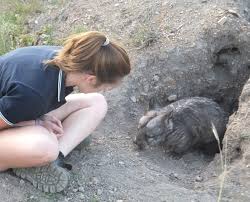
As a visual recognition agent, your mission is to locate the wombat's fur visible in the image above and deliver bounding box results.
[134,97,228,154]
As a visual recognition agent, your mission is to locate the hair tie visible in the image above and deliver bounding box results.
[102,38,110,47]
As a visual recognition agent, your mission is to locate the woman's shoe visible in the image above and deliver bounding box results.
[12,162,70,193]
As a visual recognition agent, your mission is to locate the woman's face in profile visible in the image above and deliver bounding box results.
[78,74,122,93]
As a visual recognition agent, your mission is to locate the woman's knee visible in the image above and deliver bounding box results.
[78,93,108,117]
[90,93,108,113]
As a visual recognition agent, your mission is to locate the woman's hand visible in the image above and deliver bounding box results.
[36,115,64,138]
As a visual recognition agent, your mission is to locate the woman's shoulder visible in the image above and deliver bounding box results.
[1,46,62,61]
[0,46,61,98]
[0,46,62,74]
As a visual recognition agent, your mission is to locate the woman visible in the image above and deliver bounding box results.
[0,31,131,193]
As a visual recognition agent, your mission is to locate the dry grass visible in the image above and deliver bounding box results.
[211,122,228,202]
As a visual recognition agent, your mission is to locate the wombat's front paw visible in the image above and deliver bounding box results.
[138,110,157,129]
[146,136,165,146]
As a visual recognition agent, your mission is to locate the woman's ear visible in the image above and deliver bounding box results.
[85,74,97,85]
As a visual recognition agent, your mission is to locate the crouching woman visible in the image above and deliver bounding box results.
[0,31,130,193]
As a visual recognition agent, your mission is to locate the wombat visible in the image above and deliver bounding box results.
[134,97,228,154]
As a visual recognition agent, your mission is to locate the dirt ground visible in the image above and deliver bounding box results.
[0,0,250,201]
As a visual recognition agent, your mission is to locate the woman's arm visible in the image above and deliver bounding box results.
[0,116,34,130]
[14,120,36,127]
[14,115,64,138]
[0,117,11,130]
[0,116,35,130]
[0,117,34,130]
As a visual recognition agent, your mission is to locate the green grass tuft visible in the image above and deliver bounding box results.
[0,0,43,55]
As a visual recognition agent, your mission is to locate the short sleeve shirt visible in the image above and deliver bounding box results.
[0,46,74,125]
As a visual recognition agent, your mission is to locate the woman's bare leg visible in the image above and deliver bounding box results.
[0,93,107,170]
[0,126,59,171]
[47,93,108,156]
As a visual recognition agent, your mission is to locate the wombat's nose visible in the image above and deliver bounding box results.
[133,136,146,150]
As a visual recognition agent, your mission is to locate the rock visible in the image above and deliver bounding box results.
[97,189,103,195]
[173,173,179,178]
[167,94,177,101]
[140,92,148,96]
[92,177,99,184]
[153,75,160,82]
[29,195,35,199]
[78,186,85,192]
[130,96,137,103]
[73,188,78,192]
[117,200,124,202]
[195,175,203,182]
[169,172,179,180]
[79,193,85,200]
[227,9,239,17]
[20,179,25,185]
[218,16,227,25]
[119,161,125,165]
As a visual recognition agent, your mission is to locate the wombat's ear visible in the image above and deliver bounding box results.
[138,110,157,129]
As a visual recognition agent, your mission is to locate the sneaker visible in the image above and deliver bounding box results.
[13,161,70,193]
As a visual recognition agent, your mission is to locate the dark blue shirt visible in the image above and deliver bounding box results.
[0,46,73,125]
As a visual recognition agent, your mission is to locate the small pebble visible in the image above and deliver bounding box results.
[78,186,85,192]
[119,161,125,165]
[168,94,177,102]
[92,177,99,184]
[79,193,85,200]
[130,96,137,103]
[29,195,35,199]
[195,175,203,182]
[73,188,78,192]
[117,200,123,202]
[97,189,103,195]
[218,16,227,25]
[169,172,179,179]
[153,75,160,82]
[20,179,25,185]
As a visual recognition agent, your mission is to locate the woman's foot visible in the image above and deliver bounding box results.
[12,162,70,193]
